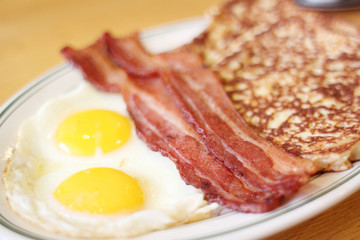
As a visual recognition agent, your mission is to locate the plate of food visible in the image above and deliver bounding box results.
[1,0,360,239]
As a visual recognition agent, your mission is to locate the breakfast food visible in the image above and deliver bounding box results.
[61,32,315,213]
[2,82,217,238]
[190,0,360,172]
[3,0,360,238]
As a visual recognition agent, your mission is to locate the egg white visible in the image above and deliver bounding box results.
[3,81,218,238]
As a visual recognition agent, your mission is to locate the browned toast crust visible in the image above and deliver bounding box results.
[190,0,360,172]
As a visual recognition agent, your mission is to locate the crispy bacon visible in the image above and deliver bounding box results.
[61,33,316,213]
[105,34,316,194]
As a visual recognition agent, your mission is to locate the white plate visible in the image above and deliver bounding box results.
[1,18,360,240]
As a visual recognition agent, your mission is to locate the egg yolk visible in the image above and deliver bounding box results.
[56,109,131,156]
[54,167,144,214]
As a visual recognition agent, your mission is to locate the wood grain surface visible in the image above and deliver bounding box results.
[1,1,360,239]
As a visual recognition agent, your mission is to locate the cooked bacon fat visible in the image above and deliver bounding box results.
[61,33,316,213]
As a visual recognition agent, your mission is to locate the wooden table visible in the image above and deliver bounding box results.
[1,1,360,239]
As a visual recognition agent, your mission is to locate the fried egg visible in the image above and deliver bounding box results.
[3,82,218,238]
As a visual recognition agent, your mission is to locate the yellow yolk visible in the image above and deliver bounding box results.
[54,167,144,214]
[55,110,131,156]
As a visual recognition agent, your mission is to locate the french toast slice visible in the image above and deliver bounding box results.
[190,0,360,172]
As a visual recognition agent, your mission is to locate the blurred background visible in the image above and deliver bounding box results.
[0,0,223,105]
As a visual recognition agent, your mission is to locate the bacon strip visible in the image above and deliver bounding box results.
[61,33,315,212]
[104,34,317,195]
[161,56,317,193]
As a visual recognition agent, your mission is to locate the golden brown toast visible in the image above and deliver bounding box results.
[190,0,360,172]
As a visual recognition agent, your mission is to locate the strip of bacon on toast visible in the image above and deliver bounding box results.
[189,0,360,172]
